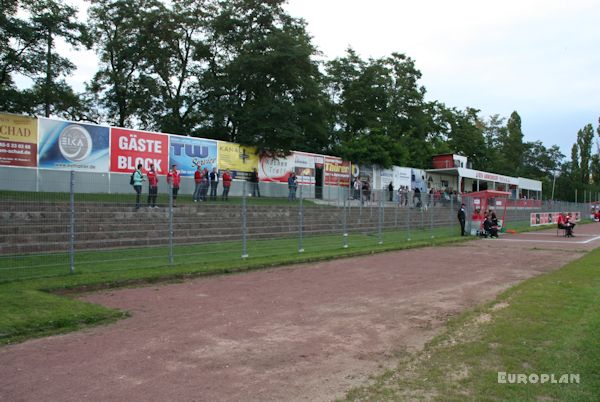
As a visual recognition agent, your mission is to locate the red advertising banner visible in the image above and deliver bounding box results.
[530,212,581,227]
[110,128,169,174]
[324,156,350,186]
[0,113,37,167]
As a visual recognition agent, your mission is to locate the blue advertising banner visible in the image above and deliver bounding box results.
[169,135,218,176]
[38,118,110,172]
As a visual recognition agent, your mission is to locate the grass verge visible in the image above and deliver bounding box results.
[1,220,589,346]
[344,246,600,401]
[0,227,466,345]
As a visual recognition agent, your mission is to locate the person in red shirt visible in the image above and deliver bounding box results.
[166,164,181,207]
[557,212,573,237]
[222,169,232,201]
[146,163,159,208]
[193,166,202,202]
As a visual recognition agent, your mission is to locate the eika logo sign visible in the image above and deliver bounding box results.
[171,142,209,158]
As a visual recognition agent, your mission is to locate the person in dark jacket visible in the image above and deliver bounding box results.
[457,203,466,236]
[200,167,209,201]
[483,215,498,238]
[250,168,260,197]
[388,181,394,202]
[209,167,219,200]
[288,172,297,201]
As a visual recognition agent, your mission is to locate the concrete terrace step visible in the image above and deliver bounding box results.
[0,200,459,255]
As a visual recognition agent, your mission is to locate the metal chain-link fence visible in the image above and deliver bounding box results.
[0,171,593,282]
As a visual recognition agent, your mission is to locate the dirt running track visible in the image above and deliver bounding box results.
[2,225,600,401]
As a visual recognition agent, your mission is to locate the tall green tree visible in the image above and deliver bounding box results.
[88,0,161,128]
[325,50,398,166]
[444,107,487,169]
[26,0,90,117]
[325,49,435,167]
[503,111,524,176]
[593,118,600,185]
[570,143,580,183]
[142,0,214,135]
[0,0,37,112]
[576,124,594,184]
[204,0,328,154]
[0,0,88,116]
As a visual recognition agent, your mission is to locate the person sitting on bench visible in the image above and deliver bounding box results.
[483,215,499,238]
[557,212,573,237]
[566,213,576,236]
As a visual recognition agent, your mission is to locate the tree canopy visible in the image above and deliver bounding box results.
[3,0,599,200]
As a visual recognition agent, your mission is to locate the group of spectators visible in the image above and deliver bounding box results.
[480,209,500,238]
[131,164,260,209]
[351,178,460,209]
[456,205,499,238]
[352,177,372,203]
[131,163,159,210]
[192,166,233,203]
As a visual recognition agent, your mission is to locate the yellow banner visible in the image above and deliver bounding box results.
[218,141,259,173]
[0,113,37,144]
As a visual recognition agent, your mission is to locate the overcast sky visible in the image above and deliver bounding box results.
[56,0,600,157]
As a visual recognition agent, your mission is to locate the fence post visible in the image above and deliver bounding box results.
[298,184,304,252]
[407,193,412,241]
[378,191,383,245]
[394,198,398,228]
[450,196,454,237]
[343,186,349,248]
[168,180,174,264]
[359,185,363,222]
[242,181,248,258]
[69,170,75,274]
[429,194,434,239]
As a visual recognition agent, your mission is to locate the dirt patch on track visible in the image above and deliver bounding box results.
[2,224,599,401]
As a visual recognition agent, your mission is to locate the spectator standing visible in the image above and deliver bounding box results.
[209,167,219,200]
[457,203,466,236]
[400,186,408,206]
[222,170,232,200]
[288,172,298,201]
[353,178,362,200]
[193,166,202,202]
[200,167,209,201]
[147,163,158,208]
[250,168,261,197]
[133,163,144,210]
[363,177,371,204]
[388,181,394,202]
[166,164,181,207]
[414,187,421,208]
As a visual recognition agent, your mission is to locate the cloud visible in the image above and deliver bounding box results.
[285,0,600,152]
